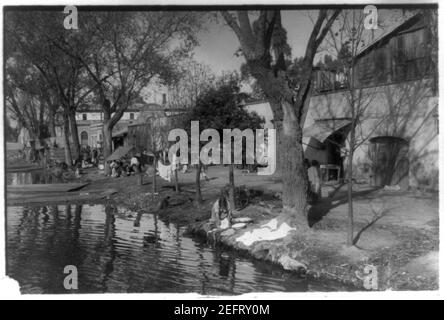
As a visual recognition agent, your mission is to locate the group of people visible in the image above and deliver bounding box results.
[109,154,142,178]
[77,146,101,168]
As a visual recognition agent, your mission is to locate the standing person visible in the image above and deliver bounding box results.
[308,160,321,202]
[91,148,98,166]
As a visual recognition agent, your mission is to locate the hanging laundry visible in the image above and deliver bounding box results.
[171,153,179,171]
[157,161,173,182]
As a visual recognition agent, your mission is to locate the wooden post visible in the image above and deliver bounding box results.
[174,168,180,193]
[152,156,157,193]
[138,172,143,186]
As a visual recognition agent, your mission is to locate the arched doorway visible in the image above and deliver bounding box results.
[303,119,352,182]
[80,131,88,147]
[369,136,409,188]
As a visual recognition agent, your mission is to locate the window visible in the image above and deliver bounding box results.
[374,47,390,84]
[82,114,87,120]
[356,53,375,86]
[130,113,135,120]
[393,28,430,81]
[162,93,167,105]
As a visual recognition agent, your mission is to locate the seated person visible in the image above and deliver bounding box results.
[130,155,141,173]
[81,159,93,169]
[110,160,121,178]
[121,161,131,176]
[210,189,232,229]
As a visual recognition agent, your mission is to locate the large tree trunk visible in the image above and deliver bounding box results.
[267,99,284,178]
[68,109,80,161]
[274,121,284,180]
[281,102,309,227]
[247,63,310,227]
[102,121,113,175]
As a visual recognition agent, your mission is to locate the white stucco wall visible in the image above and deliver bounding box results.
[306,78,438,189]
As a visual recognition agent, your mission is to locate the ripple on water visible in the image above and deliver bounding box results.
[6,203,343,294]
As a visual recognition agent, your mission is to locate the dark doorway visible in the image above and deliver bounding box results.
[369,136,409,188]
[80,131,88,146]
[324,123,351,180]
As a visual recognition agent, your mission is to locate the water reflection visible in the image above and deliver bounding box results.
[6,203,339,294]
[7,170,60,185]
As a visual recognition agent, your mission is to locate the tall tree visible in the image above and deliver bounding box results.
[221,10,340,226]
[186,74,264,209]
[168,59,216,110]
[4,10,96,163]
[55,12,205,173]
[168,59,216,203]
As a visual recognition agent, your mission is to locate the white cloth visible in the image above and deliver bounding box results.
[171,154,178,170]
[236,218,295,246]
[157,161,173,182]
[220,218,230,230]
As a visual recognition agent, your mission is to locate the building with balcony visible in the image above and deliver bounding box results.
[247,12,438,190]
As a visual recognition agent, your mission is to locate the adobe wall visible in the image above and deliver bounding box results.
[306,79,438,189]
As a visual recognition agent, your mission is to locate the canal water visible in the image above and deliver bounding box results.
[6,172,349,294]
[7,170,61,185]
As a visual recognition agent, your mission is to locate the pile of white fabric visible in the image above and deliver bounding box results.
[236,218,295,246]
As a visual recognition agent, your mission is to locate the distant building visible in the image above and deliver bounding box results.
[75,102,164,149]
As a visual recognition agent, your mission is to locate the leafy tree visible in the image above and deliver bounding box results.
[168,59,216,110]
[54,11,205,174]
[185,74,264,208]
[4,10,96,164]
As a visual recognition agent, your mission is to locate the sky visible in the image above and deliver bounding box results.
[193,11,317,75]
[191,9,403,75]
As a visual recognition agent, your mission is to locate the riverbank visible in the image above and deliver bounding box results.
[10,165,438,291]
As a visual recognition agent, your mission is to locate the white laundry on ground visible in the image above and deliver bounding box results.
[236,218,295,246]
[219,218,230,230]
[157,161,173,182]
